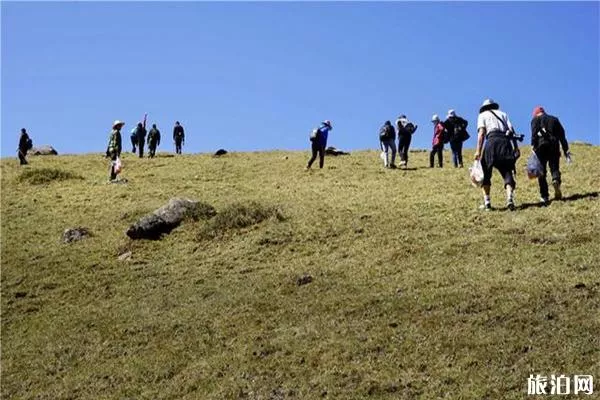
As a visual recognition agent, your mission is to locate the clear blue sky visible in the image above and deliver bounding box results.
[2,1,599,156]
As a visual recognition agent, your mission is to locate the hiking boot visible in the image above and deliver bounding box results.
[540,197,549,207]
[553,183,562,200]
[506,200,516,211]
[479,202,492,211]
[390,164,397,169]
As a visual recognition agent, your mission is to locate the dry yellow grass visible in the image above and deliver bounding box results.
[1,145,599,399]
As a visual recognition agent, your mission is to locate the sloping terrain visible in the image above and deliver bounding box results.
[1,145,599,399]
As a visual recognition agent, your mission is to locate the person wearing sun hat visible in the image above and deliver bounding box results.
[429,114,445,168]
[106,120,124,181]
[444,109,469,168]
[530,105,571,205]
[306,120,332,170]
[475,99,519,211]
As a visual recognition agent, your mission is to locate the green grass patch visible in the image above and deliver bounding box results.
[198,201,284,239]
[17,167,83,185]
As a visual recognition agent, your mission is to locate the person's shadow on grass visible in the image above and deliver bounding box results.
[516,191,599,210]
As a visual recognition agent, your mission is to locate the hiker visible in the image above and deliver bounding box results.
[379,120,397,168]
[306,120,332,170]
[474,99,520,210]
[147,124,161,158]
[17,128,32,165]
[531,106,571,205]
[134,122,147,158]
[444,109,469,168]
[430,115,444,168]
[396,115,417,168]
[106,120,124,181]
[130,127,137,153]
[173,121,185,154]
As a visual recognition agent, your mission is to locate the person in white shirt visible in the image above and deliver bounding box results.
[474,99,520,211]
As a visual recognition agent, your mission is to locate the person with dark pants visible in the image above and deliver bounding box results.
[429,114,444,168]
[531,106,571,205]
[444,109,469,168]
[396,115,417,168]
[106,120,124,181]
[130,127,137,153]
[134,122,146,158]
[173,121,185,154]
[475,99,519,210]
[147,124,161,158]
[18,128,31,165]
[306,120,332,170]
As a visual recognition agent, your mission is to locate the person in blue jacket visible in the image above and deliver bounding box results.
[306,120,332,170]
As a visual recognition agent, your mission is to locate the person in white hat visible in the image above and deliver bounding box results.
[429,114,445,168]
[306,120,332,170]
[444,109,469,168]
[396,114,418,168]
[106,120,124,181]
[474,99,519,210]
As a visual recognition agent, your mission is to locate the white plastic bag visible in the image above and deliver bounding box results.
[469,160,484,187]
[114,157,122,174]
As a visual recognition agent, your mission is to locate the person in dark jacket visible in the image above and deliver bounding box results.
[18,128,31,165]
[147,124,161,158]
[430,115,444,168]
[306,120,332,170]
[134,122,147,158]
[475,99,520,211]
[396,115,417,168]
[130,127,137,153]
[106,120,124,181]
[444,109,469,168]
[173,121,185,154]
[379,120,397,168]
[531,106,571,205]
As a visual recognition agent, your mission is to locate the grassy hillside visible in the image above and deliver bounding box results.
[1,145,599,399]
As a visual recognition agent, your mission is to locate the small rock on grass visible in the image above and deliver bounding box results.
[62,227,91,243]
[296,274,313,286]
[118,251,132,261]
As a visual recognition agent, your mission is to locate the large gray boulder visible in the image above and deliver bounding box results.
[126,198,215,240]
[30,145,58,155]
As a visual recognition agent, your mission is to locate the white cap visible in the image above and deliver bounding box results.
[431,114,440,122]
[447,109,456,117]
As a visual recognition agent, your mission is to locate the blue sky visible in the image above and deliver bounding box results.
[2,1,599,156]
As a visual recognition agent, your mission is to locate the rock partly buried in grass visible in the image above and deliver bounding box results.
[214,149,228,156]
[62,227,91,243]
[30,145,58,155]
[18,168,83,185]
[118,251,132,261]
[296,274,313,286]
[127,198,216,240]
[325,146,350,156]
[198,201,284,240]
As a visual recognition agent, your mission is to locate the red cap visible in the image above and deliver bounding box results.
[533,106,545,117]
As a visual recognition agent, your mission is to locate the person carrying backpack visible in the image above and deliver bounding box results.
[106,120,124,181]
[133,122,147,158]
[430,115,444,168]
[306,120,332,170]
[396,115,417,168]
[130,127,137,153]
[173,121,185,154]
[474,99,520,211]
[531,106,571,205]
[379,120,397,168]
[17,128,32,165]
[444,109,469,168]
[147,124,161,158]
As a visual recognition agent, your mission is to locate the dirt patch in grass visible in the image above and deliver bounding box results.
[18,168,83,185]
[198,201,284,240]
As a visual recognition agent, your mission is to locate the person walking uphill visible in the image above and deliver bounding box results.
[173,121,185,154]
[134,122,147,158]
[379,120,397,168]
[306,120,332,170]
[147,124,161,158]
[531,106,571,205]
[430,115,444,168]
[396,115,417,168]
[444,109,469,168]
[17,128,32,165]
[106,120,124,181]
[475,99,520,211]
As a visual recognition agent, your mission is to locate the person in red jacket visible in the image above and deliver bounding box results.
[430,114,444,168]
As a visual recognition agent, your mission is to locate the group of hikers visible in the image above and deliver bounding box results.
[16,97,572,209]
[127,119,186,159]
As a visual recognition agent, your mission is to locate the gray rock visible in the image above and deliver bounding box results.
[126,198,215,240]
[30,145,58,155]
[63,227,90,243]
[296,274,313,286]
[118,251,132,261]
[325,147,350,156]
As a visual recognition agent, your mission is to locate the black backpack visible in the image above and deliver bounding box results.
[26,137,33,150]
